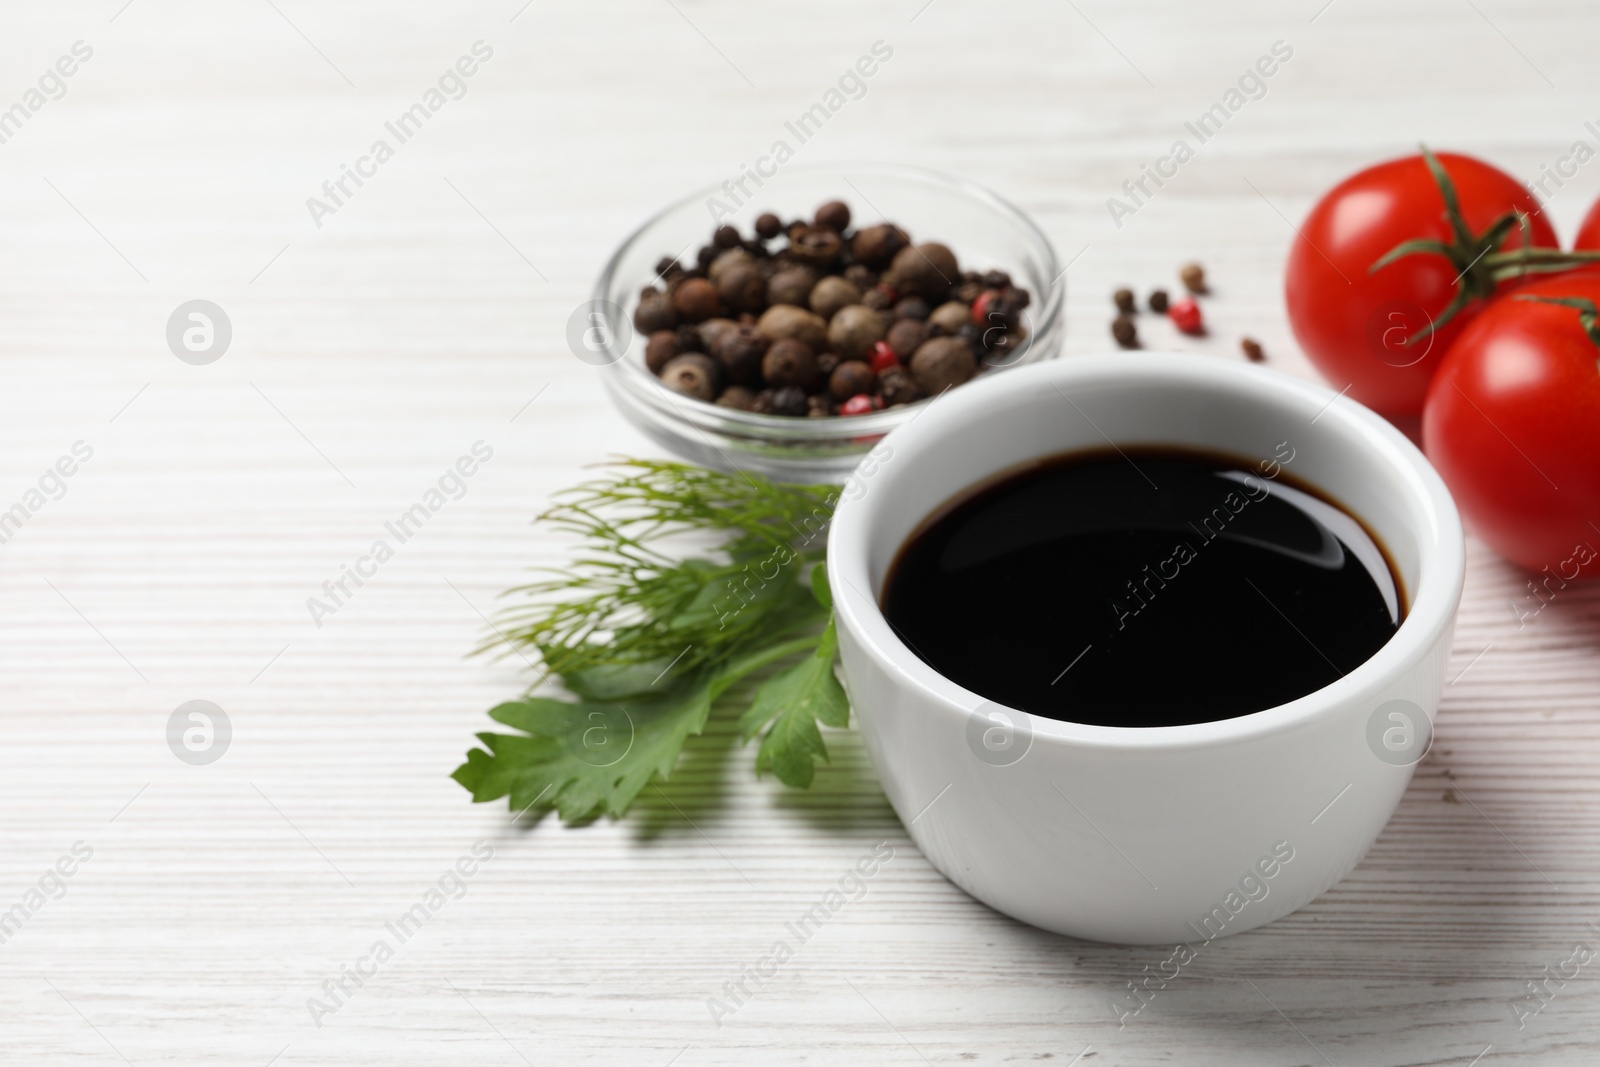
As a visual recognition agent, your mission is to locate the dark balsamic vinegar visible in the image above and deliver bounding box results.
[881,447,1403,728]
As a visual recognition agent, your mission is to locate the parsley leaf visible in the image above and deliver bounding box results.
[739,616,848,788]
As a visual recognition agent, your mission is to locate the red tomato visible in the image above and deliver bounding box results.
[1423,274,1600,577]
[1575,197,1600,251]
[1286,151,1556,418]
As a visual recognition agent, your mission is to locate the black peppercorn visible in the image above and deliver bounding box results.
[672,277,721,323]
[655,256,683,279]
[1111,315,1138,348]
[675,324,704,353]
[1114,288,1136,314]
[829,360,876,402]
[894,297,930,321]
[645,330,679,373]
[877,365,921,406]
[695,245,716,268]
[982,269,1012,289]
[713,225,742,249]
[754,212,782,240]
[770,385,809,417]
[633,290,677,333]
[851,223,910,270]
[660,353,718,400]
[762,338,818,389]
[815,200,851,232]
[1148,289,1169,313]
[816,351,841,378]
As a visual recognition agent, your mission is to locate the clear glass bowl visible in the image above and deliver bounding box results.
[594,162,1064,484]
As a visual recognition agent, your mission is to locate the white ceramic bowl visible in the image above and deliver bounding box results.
[828,352,1464,945]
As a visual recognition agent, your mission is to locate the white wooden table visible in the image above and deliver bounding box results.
[3,1,1598,1063]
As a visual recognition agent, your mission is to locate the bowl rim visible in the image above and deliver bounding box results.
[827,351,1466,751]
[593,160,1065,443]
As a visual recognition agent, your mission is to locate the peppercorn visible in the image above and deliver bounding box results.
[672,277,721,323]
[1148,289,1169,313]
[886,318,930,358]
[829,360,877,402]
[1168,295,1204,334]
[660,353,718,400]
[710,322,768,385]
[839,393,878,416]
[1111,315,1138,348]
[754,212,782,240]
[708,248,754,285]
[770,385,809,417]
[806,394,832,418]
[675,324,704,353]
[645,330,680,373]
[877,365,921,406]
[717,263,766,313]
[717,385,757,410]
[1114,288,1136,314]
[890,243,960,302]
[850,223,910,269]
[815,200,851,232]
[910,337,976,394]
[766,265,818,308]
[1241,337,1266,362]
[982,269,1012,289]
[695,245,716,268]
[697,317,737,355]
[828,305,889,361]
[654,256,682,279]
[843,264,876,290]
[757,305,829,351]
[1006,285,1030,310]
[816,351,841,378]
[928,300,971,334]
[956,322,983,350]
[869,341,900,373]
[762,338,818,389]
[1180,262,1207,293]
[860,287,892,311]
[749,388,777,414]
[633,289,677,333]
[954,280,984,305]
[894,297,930,321]
[788,225,844,268]
[809,276,862,322]
[713,224,742,249]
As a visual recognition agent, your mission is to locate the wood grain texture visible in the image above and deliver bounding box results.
[2,0,1599,1063]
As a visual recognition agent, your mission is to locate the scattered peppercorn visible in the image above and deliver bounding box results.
[1114,288,1136,314]
[1168,295,1204,334]
[634,201,1032,415]
[1180,262,1207,293]
[1148,289,1169,313]
[1241,337,1266,362]
[1111,315,1138,348]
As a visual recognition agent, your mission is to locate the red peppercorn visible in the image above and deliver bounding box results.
[840,394,877,416]
[1168,296,1204,335]
[971,290,996,327]
[869,341,900,372]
